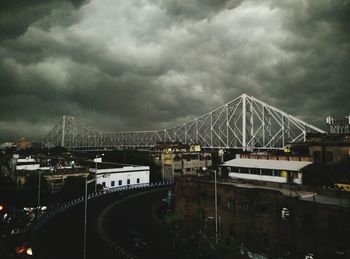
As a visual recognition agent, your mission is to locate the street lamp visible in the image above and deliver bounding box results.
[37,170,41,222]
[94,154,104,193]
[83,172,109,259]
[213,169,218,244]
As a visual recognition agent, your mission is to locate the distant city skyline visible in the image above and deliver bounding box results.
[1,0,349,142]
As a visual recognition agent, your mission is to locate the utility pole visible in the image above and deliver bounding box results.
[37,170,41,222]
[83,175,88,259]
[214,170,218,244]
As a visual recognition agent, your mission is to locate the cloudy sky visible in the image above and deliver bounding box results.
[0,0,349,142]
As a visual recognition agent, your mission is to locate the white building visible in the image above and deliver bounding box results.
[11,155,40,171]
[222,155,313,185]
[89,163,150,189]
[0,142,14,150]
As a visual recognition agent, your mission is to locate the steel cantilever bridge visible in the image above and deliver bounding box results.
[43,93,326,150]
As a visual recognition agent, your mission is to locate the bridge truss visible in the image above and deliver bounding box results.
[43,94,325,150]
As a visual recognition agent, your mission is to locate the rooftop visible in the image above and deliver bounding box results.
[223,158,312,171]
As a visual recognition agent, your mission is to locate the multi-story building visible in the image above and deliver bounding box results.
[175,177,350,258]
[0,142,15,150]
[151,144,212,180]
[89,162,150,189]
[10,154,40,172]
[43,168,88,193]
[16,138,32,150]
[9,154,83,189]
[306,133,350,164]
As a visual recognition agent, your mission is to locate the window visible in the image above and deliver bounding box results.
[240,167,249,174]
[326,151,333,163]
[262,169,273,176]
[217,195,221,206]
[241,202,249,213]
[313,151,321,162]
[251,168,260,175]
[227,200,235,211]
[137,178,140,184]
[127,179,130,185]
[111,181,115,187]
[200,192,207,202]
[281,207,290,221]
[118,180,122,186]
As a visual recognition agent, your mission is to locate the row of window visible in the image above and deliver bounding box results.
[228,167,284,177]
[102,178,140,187]
[313,150,333,163]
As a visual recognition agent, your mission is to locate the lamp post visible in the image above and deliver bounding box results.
[94,154,104,193]
[83,173,109,259]
[214,169,218,244]
[37,170,41,222]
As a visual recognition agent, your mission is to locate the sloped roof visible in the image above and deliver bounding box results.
[222,158,312,171]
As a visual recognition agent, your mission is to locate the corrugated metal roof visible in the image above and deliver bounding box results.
[222,158,312,171]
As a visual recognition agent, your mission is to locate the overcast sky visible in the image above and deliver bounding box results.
[0,0,349,142]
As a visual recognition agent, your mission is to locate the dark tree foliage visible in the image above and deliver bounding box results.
[61,176,85,201]
[61,175,94,201]
[0,174,17,205]
[20,173,50,206]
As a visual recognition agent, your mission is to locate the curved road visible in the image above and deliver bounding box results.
[34,187,175,259]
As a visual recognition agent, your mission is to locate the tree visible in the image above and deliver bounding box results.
[61,175,94,201]
[0,174,17,205]
[21,172,50,206]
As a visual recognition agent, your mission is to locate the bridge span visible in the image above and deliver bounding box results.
[43,93,325,150]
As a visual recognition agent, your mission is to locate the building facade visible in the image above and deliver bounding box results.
[89,163,150,189]
[306,133,350,164]
[222,154,312,185]
[175,178,350,258]
[151,144,212,180]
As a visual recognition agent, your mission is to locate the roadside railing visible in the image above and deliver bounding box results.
[32,181,174,258]
[34,181,174,231]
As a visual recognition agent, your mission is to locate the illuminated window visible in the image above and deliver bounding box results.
[281,207,290,221]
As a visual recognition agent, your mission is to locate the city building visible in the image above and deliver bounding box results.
[326,116,350,134]
[8,154,82,188]
[222,154,312,185]
[10,155,40,172]
[151,144,212,180]
[175,177,350,258]
[306,133,350,164]
[0,142,15,150]
[16,138,32,150]
[89,162,150,189]
[43,168,88,194]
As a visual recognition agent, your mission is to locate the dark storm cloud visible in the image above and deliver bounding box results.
[0,0,349,142]
[0,0,86,41]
